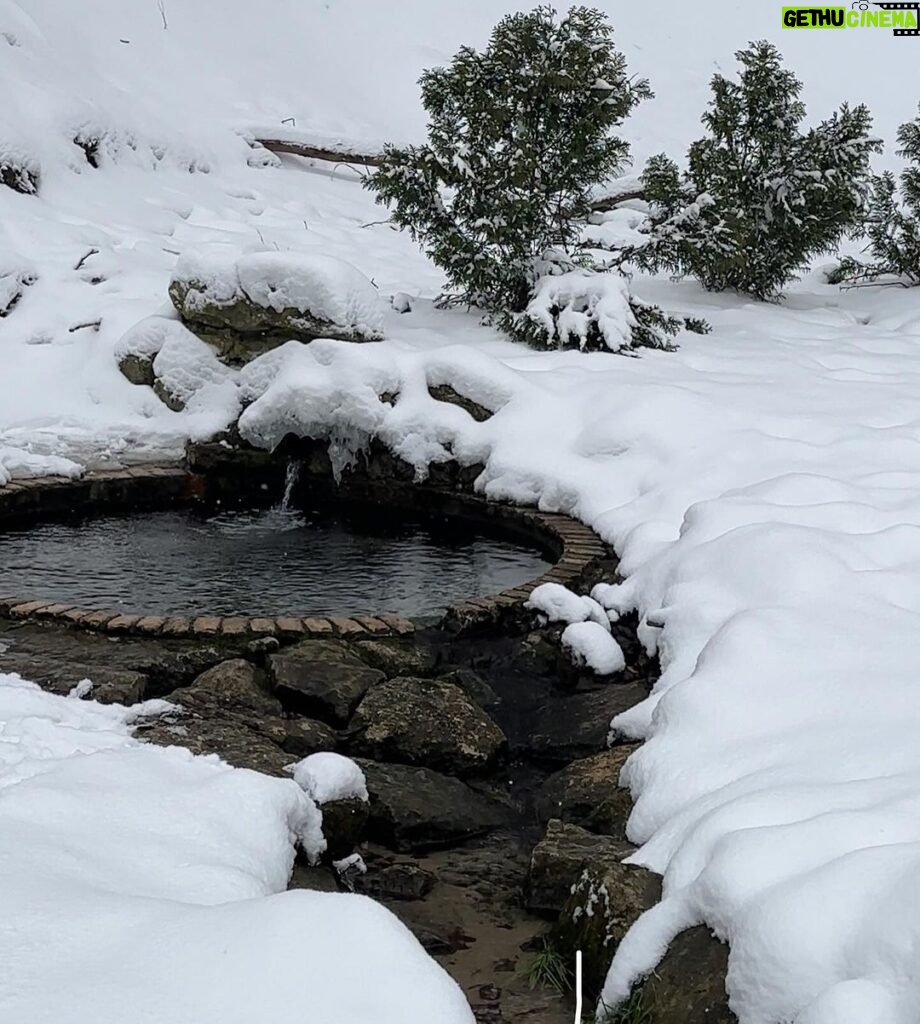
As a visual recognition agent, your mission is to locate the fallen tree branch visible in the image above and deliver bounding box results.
[589,188,645,213]
[254,137,384,167]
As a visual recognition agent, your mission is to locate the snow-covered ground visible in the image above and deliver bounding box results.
[0,675,472,1023]
[3,2,920,1022]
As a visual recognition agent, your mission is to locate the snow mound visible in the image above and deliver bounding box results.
[152,325,239,414]
[526,582,610,630]
[171,248,385,340]
[0,673,473,1024]
[561,621,626,675]
[288,752,369,805]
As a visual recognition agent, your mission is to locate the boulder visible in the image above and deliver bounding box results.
[357,759,506,852]
[551,841,662,1000]
[526,683,647,764]
[353,862,436,902]
[136,659,290,775]
[168,249,384,364]
[535,745,638,838]
[268,639,384,725]
[350,639,435,679]
[319,797,369,860]
[281,717,339,757]
[629,926,735,1024]
[526,820,635,916]
[187,658,280,715]
[435,667,499,710]
[118,353,156,387]
[427,383,493,422]
[136,700,291,776]
[347,677,506,775]
[38,667,149,705]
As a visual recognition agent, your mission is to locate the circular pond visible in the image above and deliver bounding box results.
[0,501,552,619]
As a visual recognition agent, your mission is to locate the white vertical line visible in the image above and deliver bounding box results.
[574,948,583,1024]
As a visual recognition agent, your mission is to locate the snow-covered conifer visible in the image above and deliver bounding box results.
[367,6,679,351]
[832,104,920,286]
[631,41,881,299]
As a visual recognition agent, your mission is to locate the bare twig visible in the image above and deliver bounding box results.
[74,248,99,271]
[156,0,167,29]
[68,318,102,333]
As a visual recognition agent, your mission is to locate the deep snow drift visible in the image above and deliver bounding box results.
[0,675,473,1024]
[3,2,920,1023]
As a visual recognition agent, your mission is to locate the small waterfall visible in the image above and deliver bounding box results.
[278,460,302,512]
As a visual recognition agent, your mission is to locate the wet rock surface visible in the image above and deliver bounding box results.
[535,745,638,838]
[526,820,635,915]
[637,926,735,1024]
[358,759,506,852]
[268,639,385,725]
[347,677,506,776]
[552,846,662,999]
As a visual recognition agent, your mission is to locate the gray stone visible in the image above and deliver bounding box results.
[347,677,506,776]
[526,820,635,916]
[117,352,156,387]
[428,383,493,422]
[137,661,291,775]
[350,639,435,679]
[436,667,499,710]
[551,832,662,1000]
[526,684,647,764]
[357,759,506,852]
[268,640,385,725]
[354,863,436,902]
[535,745,638,838]
[187,658,280,715]
[629,926,735,1024]
[320,797,369,859]
[281,717,338,757]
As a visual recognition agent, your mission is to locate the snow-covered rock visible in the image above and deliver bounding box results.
[526,582,611,630]
[168,248,385,360]
[288,751,369,805]
[561,621,626,676]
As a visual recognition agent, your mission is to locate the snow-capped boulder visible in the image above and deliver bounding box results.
[561,621,626,676]
[115,314,238,414]
[288,752,369,859]
[168,248,385,362]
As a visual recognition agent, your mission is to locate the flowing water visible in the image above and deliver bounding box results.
[0,503,550,618]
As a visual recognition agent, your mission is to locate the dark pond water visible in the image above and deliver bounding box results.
[0,504,550,618]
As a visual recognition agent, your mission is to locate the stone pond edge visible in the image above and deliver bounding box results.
[0,465,609,639]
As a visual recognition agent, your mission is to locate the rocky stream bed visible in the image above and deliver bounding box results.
[0,593,734,1023]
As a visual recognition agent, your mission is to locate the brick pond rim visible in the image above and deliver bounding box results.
[0,463,610,639]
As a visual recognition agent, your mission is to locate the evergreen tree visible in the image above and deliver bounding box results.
[630,41,881,300]
[366,5,680,352]
[832,104,920,286]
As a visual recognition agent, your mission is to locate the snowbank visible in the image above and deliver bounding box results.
[0,674,473,1023]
